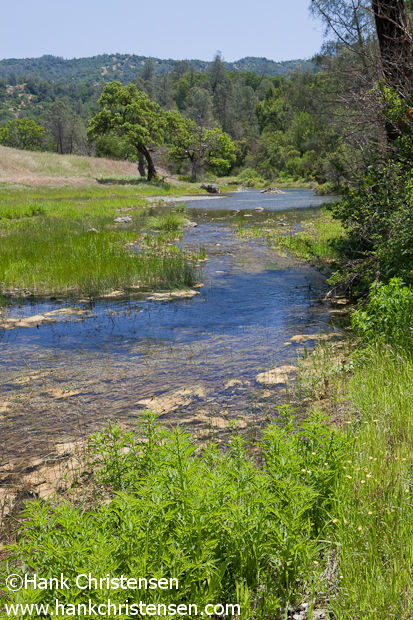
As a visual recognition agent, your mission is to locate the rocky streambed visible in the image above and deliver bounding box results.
[0,189,341,502]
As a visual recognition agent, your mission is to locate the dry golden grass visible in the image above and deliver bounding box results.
[0,145,145,186]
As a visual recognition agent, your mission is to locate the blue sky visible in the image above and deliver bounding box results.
[1,0,324,61]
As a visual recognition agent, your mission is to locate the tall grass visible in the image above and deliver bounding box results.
[0,186,199,299]
[270,211,343,264]
[237,208,343,267]
[298,342,413,617]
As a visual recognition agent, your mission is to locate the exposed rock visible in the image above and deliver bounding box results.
[114,216,132,223]
[183,219,198,228]
[87,227,99,233]
[254,206,264,211]
[256,364,298,385]
[0,307,90,330]
[283,332,339,345]
[201,183,220,194]
[146,289,200,301]
[260,187,285,194]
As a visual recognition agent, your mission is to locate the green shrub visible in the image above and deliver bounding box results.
[352,277,413,350]
[236,168,266,187]
[2,411,349,618]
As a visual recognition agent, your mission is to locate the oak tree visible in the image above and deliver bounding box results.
[88,81,165,180]
[167,112,236,180]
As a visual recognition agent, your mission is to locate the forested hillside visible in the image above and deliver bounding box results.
[0,53,348,187]
[0,54,315,83]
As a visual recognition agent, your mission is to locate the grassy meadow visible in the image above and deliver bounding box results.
[0,145,158,185]
[0,181,205,301]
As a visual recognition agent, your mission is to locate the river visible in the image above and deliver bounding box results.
[0,189,339,480]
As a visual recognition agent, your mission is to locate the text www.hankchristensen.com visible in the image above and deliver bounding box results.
[2,574,240,617]
[4,600,240,617]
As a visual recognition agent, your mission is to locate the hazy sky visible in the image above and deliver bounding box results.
[1,0,325,61]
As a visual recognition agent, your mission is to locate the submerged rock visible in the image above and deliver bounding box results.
[0,307,91,330]
[137,386,206,414]
[256,364,298,385]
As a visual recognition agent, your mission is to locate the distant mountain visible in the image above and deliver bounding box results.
[0,54,316,84]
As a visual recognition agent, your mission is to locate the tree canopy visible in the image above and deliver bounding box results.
[0,118,46,151]
[167,112,236,180]
[88,81,165,180]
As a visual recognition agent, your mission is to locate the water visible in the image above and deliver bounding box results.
[181,188,337,211]
[0,189,339,471]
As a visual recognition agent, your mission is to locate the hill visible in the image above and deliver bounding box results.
[0,54,316,84]
[0,144,144,185]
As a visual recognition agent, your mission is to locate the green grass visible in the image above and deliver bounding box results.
[238,208,344,267]
[147,212,187,232]
[297,342,413,617]
[0,185,201,300]
[272,212,343,263]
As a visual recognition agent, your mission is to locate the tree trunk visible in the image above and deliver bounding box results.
[191,158,200,181]
[57,121,64,154]
[137,154,146,177]
[372,0,413,100]
[139,145,156,180]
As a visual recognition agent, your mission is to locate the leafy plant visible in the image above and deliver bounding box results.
[1,411,349,618]
[352,277,413,350]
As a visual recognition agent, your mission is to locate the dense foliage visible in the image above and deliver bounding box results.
[2,411,349,617]
[352,278,413,350]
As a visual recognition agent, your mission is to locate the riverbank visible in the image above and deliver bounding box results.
[3,341,411,617]
[247,207,413,615]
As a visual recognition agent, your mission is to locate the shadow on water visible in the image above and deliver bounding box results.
[0,189,340,469]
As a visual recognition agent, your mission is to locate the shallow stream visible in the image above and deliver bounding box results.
[0,189,339,474]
